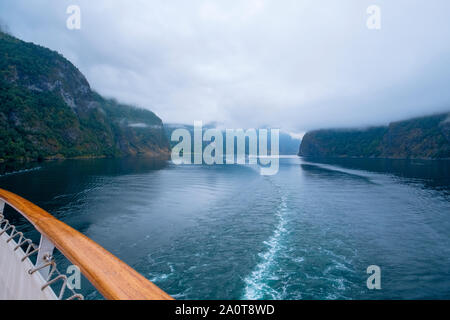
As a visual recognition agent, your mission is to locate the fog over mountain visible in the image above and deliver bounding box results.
[1,0,450,134]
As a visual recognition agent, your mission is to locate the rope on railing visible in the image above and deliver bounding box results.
[0,213,84,300]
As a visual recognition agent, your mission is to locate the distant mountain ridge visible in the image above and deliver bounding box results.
[299,112,450,159]
[0,31,169,162]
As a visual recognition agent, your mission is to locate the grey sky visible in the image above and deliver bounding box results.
[1,0,450,134]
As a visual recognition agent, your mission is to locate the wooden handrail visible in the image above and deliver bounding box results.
[0,188,173,300]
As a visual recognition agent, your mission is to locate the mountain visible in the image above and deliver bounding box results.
[299,112,450,159]
[0,31,169,162]
[278,132,301,155]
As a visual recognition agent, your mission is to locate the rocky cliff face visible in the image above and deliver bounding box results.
[0,31,169,162]
[299,112,450,159]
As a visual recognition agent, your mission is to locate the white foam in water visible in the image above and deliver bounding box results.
[0,166,41,177]
[148,264,175,283]
[242,195,288,300]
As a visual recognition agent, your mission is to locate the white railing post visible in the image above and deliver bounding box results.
[0,200,4,229]
[36,235,55,279]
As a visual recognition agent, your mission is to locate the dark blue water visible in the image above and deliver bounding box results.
[1,157,449,299]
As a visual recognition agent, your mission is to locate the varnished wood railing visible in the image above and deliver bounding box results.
[0,188,173,300]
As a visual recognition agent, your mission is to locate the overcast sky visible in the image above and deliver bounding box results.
[1,0,450,134]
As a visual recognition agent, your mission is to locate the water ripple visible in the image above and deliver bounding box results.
[243,193,289,300]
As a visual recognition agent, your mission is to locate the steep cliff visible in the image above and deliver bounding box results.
[299,112,450,159]
[0,31,169,162]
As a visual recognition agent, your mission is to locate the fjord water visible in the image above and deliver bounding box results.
[1,157,449,299]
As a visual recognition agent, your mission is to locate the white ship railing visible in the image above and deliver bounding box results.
[0,188,173,300]
[0,212,82,299]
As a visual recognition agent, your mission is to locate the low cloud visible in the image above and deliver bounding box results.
[1,0,450,131]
